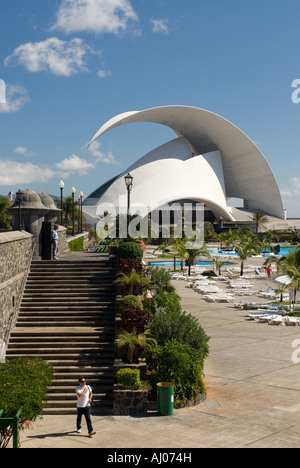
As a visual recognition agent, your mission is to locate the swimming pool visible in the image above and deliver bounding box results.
[148,246,297,267]
[149,260,233,267]
[207,246,296,258]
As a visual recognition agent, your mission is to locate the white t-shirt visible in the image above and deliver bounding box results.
[76,385,92,408]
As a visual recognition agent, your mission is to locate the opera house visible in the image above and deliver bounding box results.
[83,106,284,227]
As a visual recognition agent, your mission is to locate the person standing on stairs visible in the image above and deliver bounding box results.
[52,224,59,260]
[76,377,96,437]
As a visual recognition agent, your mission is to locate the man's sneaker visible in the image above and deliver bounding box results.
[77,429,81,433]
[89,431,96,437]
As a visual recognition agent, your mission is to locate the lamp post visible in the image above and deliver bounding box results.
[59,180,64,226]
[15,190,24,231]
[124,173,133,238]
[79,191,83,233]
[71,186,76,236]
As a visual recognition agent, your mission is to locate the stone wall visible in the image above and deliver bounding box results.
[0,231,33,359]
[113,386,148,416]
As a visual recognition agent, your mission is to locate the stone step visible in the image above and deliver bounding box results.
[53,366,112,375]
[6,357,115,367]
[49,384,112,393]
[45,392,112,402]
[7,256,117,415]
[10,328,115,337]
[23,290,115,297]
[42,406,112,415]
[20,304,115,310]
[25,280,115,286]
[22,298,115,304]
[6,347,114,356]
[15,321,114,328]
[8,340,113,348]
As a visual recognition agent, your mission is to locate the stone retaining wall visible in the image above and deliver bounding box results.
[113,386,148,416]
[0,231,33,358]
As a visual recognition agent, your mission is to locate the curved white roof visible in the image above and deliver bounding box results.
[86,106,284,221]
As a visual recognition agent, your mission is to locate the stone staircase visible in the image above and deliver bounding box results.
[6,254,117,415]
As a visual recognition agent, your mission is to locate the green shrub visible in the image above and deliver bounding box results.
[0,358,53,421]
[69,236,84,252]
[119,295,144,311]
[145,340,205,406]
[116,368,141,390]
[149,307,209,367]
[117,242,144,261]
[146,267,175,293]
[152,292,181,314]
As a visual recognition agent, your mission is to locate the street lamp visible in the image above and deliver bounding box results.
[79,191,83,233]
[124,173,133,238]
[71,186,76,236]
[15,190,24,231]
[59,180,64,226]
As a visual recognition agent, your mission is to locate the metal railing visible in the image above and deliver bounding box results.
[0,409,23,449]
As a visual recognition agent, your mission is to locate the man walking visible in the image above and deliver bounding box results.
[52,224,59,260]
[76,377,96,437]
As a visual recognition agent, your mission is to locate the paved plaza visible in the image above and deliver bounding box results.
[16,258,300,449]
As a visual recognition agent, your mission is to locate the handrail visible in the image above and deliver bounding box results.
[0,408,23,448]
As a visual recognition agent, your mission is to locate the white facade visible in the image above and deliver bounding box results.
[84,106,284,223]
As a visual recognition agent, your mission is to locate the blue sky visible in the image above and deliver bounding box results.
[1,0,300,217]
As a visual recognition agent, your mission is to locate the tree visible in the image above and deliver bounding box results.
[114,271,149,295]
[252,210,269,234]
[0,358,53,449]
[0,198,11,229]
[56,195,79,227]
[233,230,261,276]
[173,239,186,271]
[153,244,168,256]
[117,330,157,364]
[278,247,300,312]
[184,245,211,276]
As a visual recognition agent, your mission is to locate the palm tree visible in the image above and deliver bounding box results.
[278,247,300,312]
[173,239,186,271]
[275,284,289,303]
[117,330,157,363]
[114,272,150,295]
[234,235,260,276]
[216,261,225,276]
[252,210,269,234]
[184,245,211,276]
[153,244,168,256]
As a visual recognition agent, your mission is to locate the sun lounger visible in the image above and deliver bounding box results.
[268,316,285,325]
[284,316,300,326]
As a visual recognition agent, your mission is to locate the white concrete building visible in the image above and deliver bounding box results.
[83,106,284,224]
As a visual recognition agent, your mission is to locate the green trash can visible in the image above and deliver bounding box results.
[157,382,174,416]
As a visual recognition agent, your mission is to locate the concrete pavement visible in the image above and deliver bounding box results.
[17,259,300,448]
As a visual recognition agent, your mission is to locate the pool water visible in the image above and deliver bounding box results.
[207,247,296,258]
[149,260,233,267]
[149,246,297,267]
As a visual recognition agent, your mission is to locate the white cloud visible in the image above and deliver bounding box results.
[4,37,91,77]
[0,84,30,113]
[97,69,112,79]
[281,177,300,198]
[55,154,95,176]
[50,0,139,35]
[151,19,170,34]
[14,146,28,155]
[0,160,55,186]
[88,141,118,165]
[14,146,35,157]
